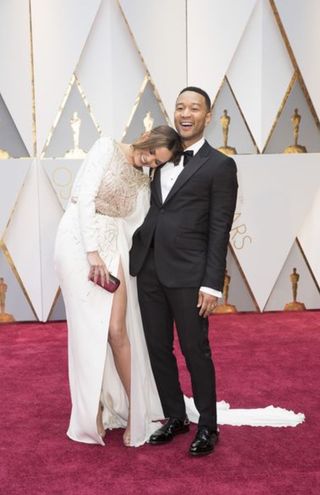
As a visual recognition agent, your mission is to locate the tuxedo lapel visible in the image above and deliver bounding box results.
[163,141,211,205]
[151,165,163,205]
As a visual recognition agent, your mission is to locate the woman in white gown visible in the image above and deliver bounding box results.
[54,126,183,447]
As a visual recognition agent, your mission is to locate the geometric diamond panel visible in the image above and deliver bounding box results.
[47,290,66,321]
[274,0,320,121]
[3,161,42,319]
[0,160,31,239]
[38,164,64,321]
[0,245,37,321]
[120,0,187,120]
[31,0,101,153]
[228,0,294,152]
[43,78,100,158]
[123,79,167,143]
[206,78,257,155]
[0,94,29,158]
[298,187,320,290]
[188,0,258,111]
[76,0,146,141]
[225,246,258,312]
[42,159,82,210]
[264,239,320,311]
[232,153,320,310]
[264,76,320,153]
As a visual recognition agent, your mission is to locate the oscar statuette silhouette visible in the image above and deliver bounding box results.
[213,270,237,314]
[284,268,306,311]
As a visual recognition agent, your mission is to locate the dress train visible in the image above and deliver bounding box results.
[184,396,305,427]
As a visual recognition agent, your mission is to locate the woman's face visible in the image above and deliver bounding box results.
[133,146,172,168]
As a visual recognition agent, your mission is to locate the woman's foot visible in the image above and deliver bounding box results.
[97,403,105,438]
[123,416,131,446]
[123,427,131,446]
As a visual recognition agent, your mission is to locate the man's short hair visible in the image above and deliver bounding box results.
[178,86,211,111]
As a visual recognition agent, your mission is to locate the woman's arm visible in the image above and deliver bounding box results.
[76,137,114,252]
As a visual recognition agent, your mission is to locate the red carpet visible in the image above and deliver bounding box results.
[1,311,320,495]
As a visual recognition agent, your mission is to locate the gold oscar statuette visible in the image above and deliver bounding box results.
[284,108,307,154]
[64,111,86,159]
[0,277,15,323]
[218,109,237,156]
[213,270,237,314]
[0,149,10,159]
[284,268,306,311]
[143,111,154,132]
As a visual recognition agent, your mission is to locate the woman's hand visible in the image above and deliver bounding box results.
[87,251,109,286]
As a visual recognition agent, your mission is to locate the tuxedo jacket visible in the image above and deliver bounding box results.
[129,140,238,291]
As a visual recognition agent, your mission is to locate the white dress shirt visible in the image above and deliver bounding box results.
[160,137,222,299]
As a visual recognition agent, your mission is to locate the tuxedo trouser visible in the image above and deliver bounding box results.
[137,248,217,431]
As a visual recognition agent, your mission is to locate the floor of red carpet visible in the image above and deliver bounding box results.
[1,311,319,495]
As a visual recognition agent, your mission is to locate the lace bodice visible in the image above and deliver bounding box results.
[69,137,150,252]
[95,143,149,217]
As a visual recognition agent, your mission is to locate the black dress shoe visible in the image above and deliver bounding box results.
[189,427,219,456]
[149,417,190,445]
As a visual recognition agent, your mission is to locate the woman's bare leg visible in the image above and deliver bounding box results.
[107,262,131,444]
[96,403,105,437]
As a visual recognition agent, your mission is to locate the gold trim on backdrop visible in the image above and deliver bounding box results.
[0,241,38,320]
[75,74,102,135]
[0,161,32,242]
[46,287,64,321]
[121,75,148,141]
[121,75,170,142]
[262,71,297,153]
[263,238,320,311]
[296,237,320,294]
[147,77,170,123]
[0,276,15,322]
[41,74,75,158]
[210,76,225,112]
[270,0,320,128]
[117,0,171,126]
[28,0,37,157]
[210,77,259,154]
[40,73,101,158]
[227,243,260,312]
[226,78,259,154]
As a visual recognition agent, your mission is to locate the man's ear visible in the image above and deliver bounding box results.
[205,112,212,127]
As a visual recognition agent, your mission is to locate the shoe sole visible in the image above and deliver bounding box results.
[189,448,214,457]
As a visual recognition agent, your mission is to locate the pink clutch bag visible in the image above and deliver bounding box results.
[89,273,120,293]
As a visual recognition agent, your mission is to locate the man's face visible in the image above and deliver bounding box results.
[174,91,211,147]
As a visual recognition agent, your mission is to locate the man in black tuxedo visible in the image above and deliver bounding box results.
[130,87,238,456]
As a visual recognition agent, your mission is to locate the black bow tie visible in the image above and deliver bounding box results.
[182,150,194,166]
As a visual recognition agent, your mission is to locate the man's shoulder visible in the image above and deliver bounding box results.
[202,140,236,167]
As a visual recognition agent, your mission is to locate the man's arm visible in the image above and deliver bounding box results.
[202,156,238,291]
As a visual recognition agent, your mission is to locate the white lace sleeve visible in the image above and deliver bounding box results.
[76,137,114,252]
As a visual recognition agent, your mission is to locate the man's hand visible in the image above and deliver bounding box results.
[197,291,218,318]
[87,251,109,286]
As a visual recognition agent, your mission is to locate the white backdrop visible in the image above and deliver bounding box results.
[0,0,319,321]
